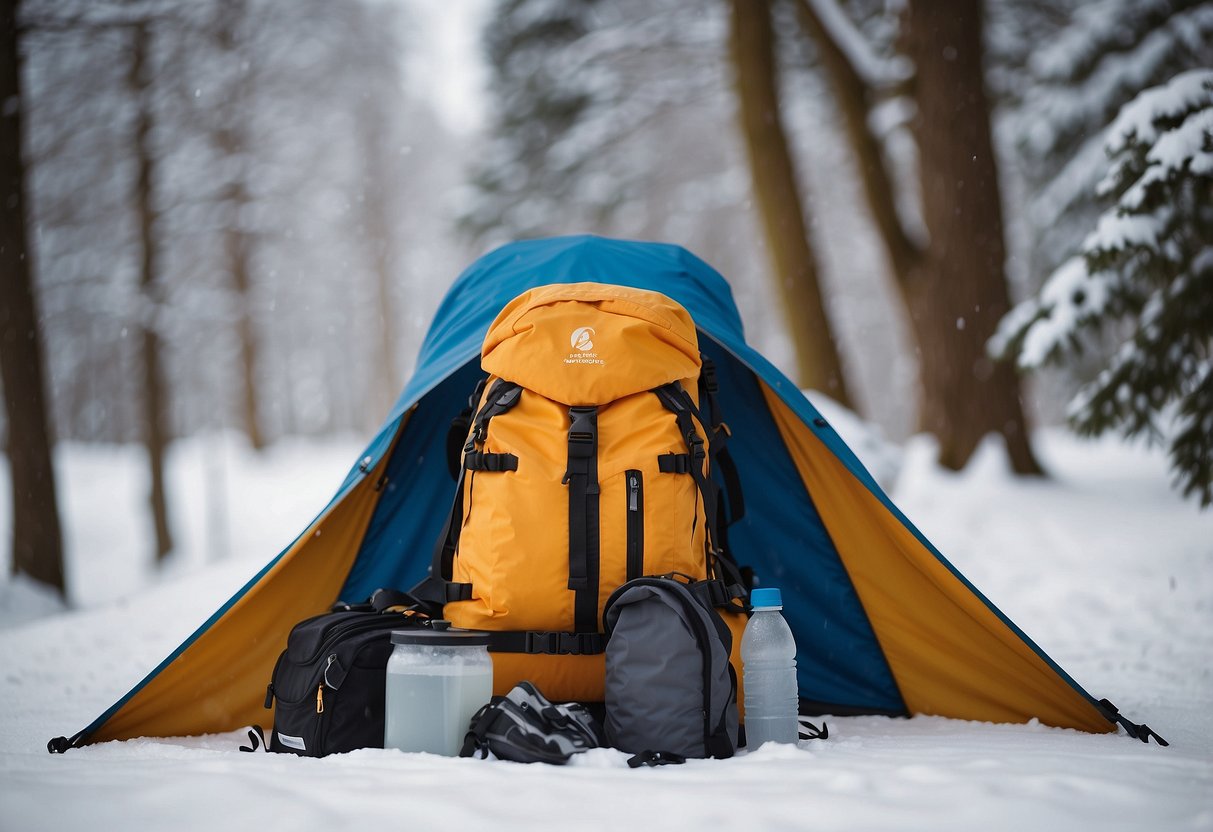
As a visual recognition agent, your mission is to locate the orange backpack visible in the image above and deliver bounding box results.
[414,283,746,702]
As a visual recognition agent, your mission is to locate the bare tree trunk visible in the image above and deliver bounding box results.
[1,0,65,595]
[728,0,854,406]
[795,0,1040,473]
[792,0,920,282]
[224,183,266,450]
[130,21,173,560]
[370,222,400,420]
[357,103,402,423]
[213,0,266,451]
[903,0,1040,473]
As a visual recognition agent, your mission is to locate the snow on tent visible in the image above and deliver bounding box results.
[49,235,1163,752]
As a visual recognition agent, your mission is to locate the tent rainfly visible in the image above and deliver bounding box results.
[49,235,1166,752]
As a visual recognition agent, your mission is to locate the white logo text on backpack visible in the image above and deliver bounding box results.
[570,327,595,351]
[566,327,604,366]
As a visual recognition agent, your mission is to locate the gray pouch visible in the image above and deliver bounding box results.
[602,576,739,760]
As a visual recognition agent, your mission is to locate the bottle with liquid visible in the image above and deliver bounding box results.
[384,624,493,756]
[740,587,799,748]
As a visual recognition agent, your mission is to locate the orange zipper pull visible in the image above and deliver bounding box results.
[316,683,325,714]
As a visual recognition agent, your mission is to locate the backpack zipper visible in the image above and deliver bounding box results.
[626,470,644,581]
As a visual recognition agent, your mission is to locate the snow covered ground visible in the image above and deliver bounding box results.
[1,428,1210,831]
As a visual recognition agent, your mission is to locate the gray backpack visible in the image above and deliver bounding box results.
[602,576,739,763]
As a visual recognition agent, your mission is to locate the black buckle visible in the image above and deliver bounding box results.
[525,632,560,654]
[688,433,706,460]
[523,631,602,655]
[567,407,598,461]
[495,385,522,409]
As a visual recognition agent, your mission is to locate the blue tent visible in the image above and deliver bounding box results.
[55,235,1155,750]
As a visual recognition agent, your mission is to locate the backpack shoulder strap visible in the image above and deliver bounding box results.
[412,379,522,609]
[698,356,746,530]
[652,383,746,605]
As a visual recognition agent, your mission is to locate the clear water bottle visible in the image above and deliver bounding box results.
[741,587,799,748]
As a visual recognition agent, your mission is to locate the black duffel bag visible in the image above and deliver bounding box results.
[262,590,429,757]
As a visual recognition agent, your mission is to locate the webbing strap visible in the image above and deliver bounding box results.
[414,380,521,608]
[485,630,606,655]
[445,378,487,480]
[715,446,745,526]
[471,382,523,443]
[563,406,600,633]
[698,357,745,527]
[464,452,518,472]
[627,750,686,767]
[654,384,720,551]
[653,383,746,605]
[687,578,746,611]
[658,453,692,473]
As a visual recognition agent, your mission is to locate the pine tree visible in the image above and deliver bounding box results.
[460,0,623,243]
[1014,0,1213,286]
[465,0,857,402]
[993,70,1213,505]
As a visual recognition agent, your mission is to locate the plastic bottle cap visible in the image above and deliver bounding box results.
[750,587,783,609]
[390,629,491,646]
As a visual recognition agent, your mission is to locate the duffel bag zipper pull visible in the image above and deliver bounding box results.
[316,653,339,713]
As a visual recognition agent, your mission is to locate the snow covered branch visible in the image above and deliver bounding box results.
[996,68,1213,506]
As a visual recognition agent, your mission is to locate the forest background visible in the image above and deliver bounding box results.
[2,0,1211,598]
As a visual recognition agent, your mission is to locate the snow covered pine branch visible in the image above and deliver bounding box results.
[992,69,1213,506]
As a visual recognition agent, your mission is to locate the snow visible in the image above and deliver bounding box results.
[1022,5,1213,158]
[2,430,1212,831]
[1120,106,1213,211]
[992,255,1118,370]
[1103,69,1213,158]
[1082,207,1166,253]
[1004,68,1212,374]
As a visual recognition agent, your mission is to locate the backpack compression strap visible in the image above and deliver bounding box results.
[564,405,601,633]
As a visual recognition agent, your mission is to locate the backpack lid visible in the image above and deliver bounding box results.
[481,282,701,406]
